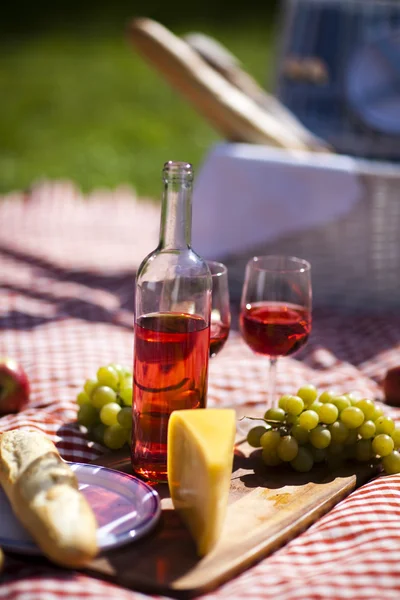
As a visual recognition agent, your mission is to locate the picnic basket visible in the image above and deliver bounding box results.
[192,144,400,313]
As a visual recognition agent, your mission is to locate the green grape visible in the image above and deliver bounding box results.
[299,410,319,430]
[328,421,349,444]
[91,386,117,410]
[332,395,351,412]
[391,428,400,448]
[309,425,331,449]
[115,364,132,384]
[77,391,90,406]
[375,416,395,435]
[340,407,365,429]
[358,420,376,439]
[277,436,299,462]
[382,451,400,474]
[100,402,121,426]
[84,379,98,397]
[120,375,133,391]
[309,445,327,463]
[355,439,373,462]
[319,390,336,404]
[290,446,314,472]
[327,442,344,456]
[97,365,120,391]
[77,403,98,427]
[285,395,304,416]
[123,427,132,446]
[110,363,130,381]
[261,447,282,467]
[260,429,281,450]
[343,428,359,445]
[291,424,310,445]
[296,385,318,406]
[91,423,107,444]
[309,401,323,413]
[278,395,292,411]
[103,424,127,450]
[264,407,286,422]
[372,434,394,457]
[247,425,269,448]
[119,387,133,406]
[317,403,339,425]
[355,398,376,420]
[345,393,361,406]
[371,406,384,421]
[286,414,299,425]
[117,406,133,429]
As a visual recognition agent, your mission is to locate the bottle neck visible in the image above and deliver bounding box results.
[159,176,192,250]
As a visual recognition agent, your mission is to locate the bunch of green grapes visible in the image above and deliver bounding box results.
[76,363,133,450]
[247,385,400,475]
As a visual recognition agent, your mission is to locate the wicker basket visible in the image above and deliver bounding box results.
[193,144,400,313]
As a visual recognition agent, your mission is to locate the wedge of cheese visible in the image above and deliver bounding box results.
[167,408,236,556]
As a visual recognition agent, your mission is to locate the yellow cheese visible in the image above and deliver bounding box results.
[167,408,236,556]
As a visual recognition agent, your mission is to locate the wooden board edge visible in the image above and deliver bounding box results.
[170,467,378,597]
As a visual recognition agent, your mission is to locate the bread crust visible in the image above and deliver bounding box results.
[0,429,98,568]
[127,18,312,151]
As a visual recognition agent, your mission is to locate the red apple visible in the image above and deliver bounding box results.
[383,366,400,407]
[0,358,30,414]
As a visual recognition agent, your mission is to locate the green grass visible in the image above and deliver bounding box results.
[0,21,276,198]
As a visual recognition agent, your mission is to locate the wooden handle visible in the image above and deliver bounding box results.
[127,18,315,152]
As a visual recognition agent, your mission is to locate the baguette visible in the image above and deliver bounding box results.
[0,429,98,568]
[183,32,331,153]
[127,18,312,151]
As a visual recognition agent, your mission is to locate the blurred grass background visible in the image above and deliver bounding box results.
[0,1,278,198]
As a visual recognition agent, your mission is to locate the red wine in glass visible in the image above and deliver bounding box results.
[210,321,230,357]
[208,261,231,358]
[240,302,311,357]
[240,255,312,407]
[132,312,209,482]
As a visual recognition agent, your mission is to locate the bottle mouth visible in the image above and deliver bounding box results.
[163,161,193,182]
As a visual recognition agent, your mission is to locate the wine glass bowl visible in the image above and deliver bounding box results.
[208,261,231,358]
[239,255,312,405]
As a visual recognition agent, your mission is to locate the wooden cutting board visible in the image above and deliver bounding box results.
[87,408,379,598]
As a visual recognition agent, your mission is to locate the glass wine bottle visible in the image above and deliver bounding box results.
[132,161,212,482]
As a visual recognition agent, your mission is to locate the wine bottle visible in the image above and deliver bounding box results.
[132,161,212,482]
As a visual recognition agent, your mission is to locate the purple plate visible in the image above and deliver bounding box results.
[0,462,161,555]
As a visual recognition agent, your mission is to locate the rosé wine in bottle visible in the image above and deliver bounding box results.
[133,312,209,481]
[132,162,212,482]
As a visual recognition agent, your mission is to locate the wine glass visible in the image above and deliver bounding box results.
[239,255,312,406]
[208,261,231,358]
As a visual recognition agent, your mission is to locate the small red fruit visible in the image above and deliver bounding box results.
[0,358,30,414]
[383,366,400,407]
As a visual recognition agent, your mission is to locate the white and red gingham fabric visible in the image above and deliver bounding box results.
[1,182,400,599]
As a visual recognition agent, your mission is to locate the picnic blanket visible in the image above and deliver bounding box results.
[1,181,400,599]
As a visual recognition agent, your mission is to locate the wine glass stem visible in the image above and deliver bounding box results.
[269,357,278,407]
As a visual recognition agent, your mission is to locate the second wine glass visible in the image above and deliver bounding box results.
[208,261,231,358]
[239,255,312,407]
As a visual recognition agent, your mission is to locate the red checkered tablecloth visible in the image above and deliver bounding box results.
[1,182,400,599]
